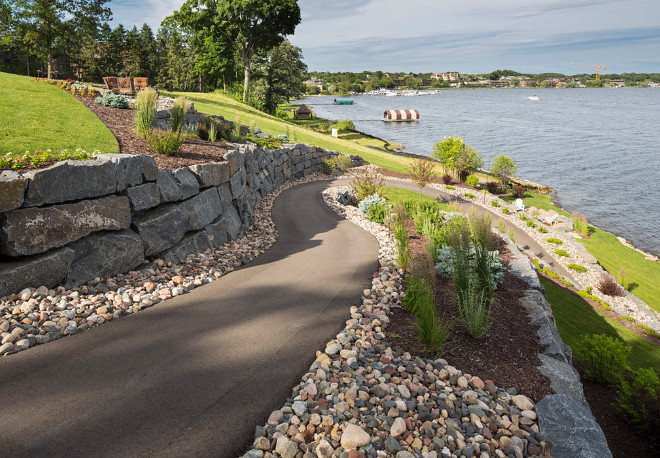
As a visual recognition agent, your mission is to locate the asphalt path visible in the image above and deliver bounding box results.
[0,180,380,458]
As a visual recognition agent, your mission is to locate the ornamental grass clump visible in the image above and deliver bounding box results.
[148,129,184,156]
[170,97,190,132]
[134,87,158,137]
[572,212,590,237]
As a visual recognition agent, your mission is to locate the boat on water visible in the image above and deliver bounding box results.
[333,99,354,105]
[382,109,420,122]
[528,95,540,101]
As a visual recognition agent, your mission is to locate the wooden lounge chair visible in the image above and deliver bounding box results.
[103,76,119,93]
[117,77,134,95]
[133,77,149,92]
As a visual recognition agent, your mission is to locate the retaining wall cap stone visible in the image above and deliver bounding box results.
[157,168,183,202]
[0,171,28,213]
[173,167,200,200]
[536,394,612,458]
[537,353,586,406]
[100,154,143,192]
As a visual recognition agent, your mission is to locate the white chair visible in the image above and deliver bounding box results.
[514,198,525,213]
[545,212,560,225]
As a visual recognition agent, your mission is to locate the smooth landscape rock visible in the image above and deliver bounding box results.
[0,195,131,256]
[0,170,28,213]
[340,424,371,449]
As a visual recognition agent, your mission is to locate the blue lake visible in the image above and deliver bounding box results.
[295,88,660,255]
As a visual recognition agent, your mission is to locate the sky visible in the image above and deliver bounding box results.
[109,0,660,74]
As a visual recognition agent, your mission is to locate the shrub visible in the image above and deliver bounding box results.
[554,249,570,257]
[502,207,510,215]
[442,173,453,185]
[507,228,515,242]
[497,220,505,233]
[402,274,429,316]
[367,202,389,223]
[617,368,660,435]
[491,154,517,189]
[95,92,129,109]
[617,268,630,291]
[572,212,590,237]
[321,159,336,175]
[388,203,408,228]
[598,274,625,297]
[538,225,548,233]
[526,220,537,228]
[490,200,500,207]
[406,158,436,200]
[445,185,455,190]
[512,184,526,198]
[357,193,387,215]
[486,181,499,194]
[465,174,479,187]
[335,119,355,132]
[148,129,184,156]
[197,122,209,141]
[434,245,504,289]
[464,193,476,199]
[170,97,190,132]
[547,237,563,245]
[393,224,410,270]
[576,334,631,385]
[333,154,353,172]
[351,168,385,201]
[133,87,158,137]
[568,263,587,273]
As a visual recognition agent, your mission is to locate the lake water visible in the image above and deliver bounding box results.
[295,89,660,256]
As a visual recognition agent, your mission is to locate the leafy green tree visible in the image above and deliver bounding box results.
[258,39,306,113]
[432,137,484,180]
[178,0,300,103]
[490,154,517,189]
[12,0,111,79]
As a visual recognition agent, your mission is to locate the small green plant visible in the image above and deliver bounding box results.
[537,225,548,233]
[208,122,218,142]
[497,220,505,233]
[490,200,500,208]
[357,193,386,215]
[351,168,385,201]
[133,87,158,137]
[367,202,389,223]
[572,212,590,237]
[250,119,257,133]
[464,193,476,199]
[616,368,660,435]
[95,92,129,109]
[576,334,631,385]
[335,119,355,132]
[445,185,455,190]
[617,268,630,291]
[598,274,625,297]
[554,249,570,257]
[455,277,494,339]
[546,237,563,245]
[148,129,184,156]
[568,263,587,273]
[393,224,410,270]
[465,174,479,187]
[526,220,537,228]
[502,207,510,215]
[507,228,515,242]
[321,159,336,175]
[170,97,190,132]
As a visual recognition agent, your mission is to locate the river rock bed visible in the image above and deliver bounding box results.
[0,172,336,356]
[240,186,546,458]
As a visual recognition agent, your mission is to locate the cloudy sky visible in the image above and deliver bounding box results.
[110,0,660,74]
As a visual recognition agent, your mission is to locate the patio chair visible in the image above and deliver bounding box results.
[117,77,134,95]
[545,211,560,225]
[103,76,119,93]
[514,198,525,213]
[133,77,149,92]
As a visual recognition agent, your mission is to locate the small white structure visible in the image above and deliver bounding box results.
[514,198,525,212]
[331,128,338,138]
[382,109,420,122]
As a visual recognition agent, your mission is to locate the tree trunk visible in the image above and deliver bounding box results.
[243,63,250,103]
[26,43,30,76]
[47,50,52,79]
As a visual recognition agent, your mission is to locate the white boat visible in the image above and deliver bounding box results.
[528,95,539,101]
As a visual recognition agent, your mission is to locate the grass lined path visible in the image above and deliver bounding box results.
[0,72,118,154]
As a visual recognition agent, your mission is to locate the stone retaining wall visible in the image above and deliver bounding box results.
[0,143,336,298]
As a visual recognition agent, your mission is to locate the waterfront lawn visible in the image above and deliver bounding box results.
[502,191,570,217]
[381,185,448,208]
[541,278,660,374]
[161,90,414,173]
[575,227,660,313]
[0,72,118,154]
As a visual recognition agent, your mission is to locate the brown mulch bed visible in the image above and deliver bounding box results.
[76,95,229,170]
[385,223,554,402]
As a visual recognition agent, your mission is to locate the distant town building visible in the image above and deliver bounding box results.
[431,72,460,81]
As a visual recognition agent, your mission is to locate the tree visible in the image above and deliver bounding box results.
[12,0,111,79]
[406,158,436,200]
[178,0,300,103]
[432,137,484,180]
[257,39,306,113]
[490,154,517,189]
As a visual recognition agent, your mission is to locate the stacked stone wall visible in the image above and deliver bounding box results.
[0,143,336,297]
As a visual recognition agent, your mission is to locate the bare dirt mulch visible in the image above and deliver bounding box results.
[385,223,554,402]
[76,95,229,171]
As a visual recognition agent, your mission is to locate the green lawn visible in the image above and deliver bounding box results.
[0,72,118,154]
[541,278,659,374]
[501,191,570,217]
[575,227,660,313]
[381,185,448,208]
[161,90,414,173]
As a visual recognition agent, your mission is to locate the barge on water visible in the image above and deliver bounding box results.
[382,109,419,122]
[333,99,354,105]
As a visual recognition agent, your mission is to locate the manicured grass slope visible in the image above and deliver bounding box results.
[161,90,414,173]
[541,278,659,373]
[381,185,448,209]
[576,227,660,313]
[0,72,118,154]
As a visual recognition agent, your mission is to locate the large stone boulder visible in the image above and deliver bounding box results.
[101,154,143,192]
[139,155,159,181]
[188,162,230,188]
[124,183,161,212]
[205,217,229,248]
[536,394,611,458]
[537,354,586,405]
[0,171,28,213]
[0,195,131,256]
[173,167,200,200]
[179,188,223,231]
[160,231,212,264]
[22,159,117,207]
[131,204,190,257]
[157,168,183,203]
[0,248,74,298]
[65,229,145,288]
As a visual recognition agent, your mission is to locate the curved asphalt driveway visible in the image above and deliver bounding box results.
[0,180,380,458]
